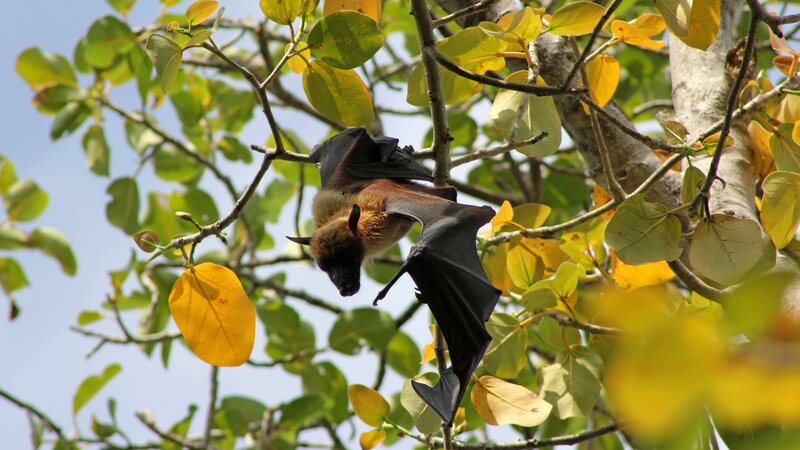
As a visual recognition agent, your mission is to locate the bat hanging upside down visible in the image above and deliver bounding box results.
[288,128,501,425]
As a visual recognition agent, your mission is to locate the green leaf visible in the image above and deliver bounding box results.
[548,1,606,36]
[260,0,316,25]
[484,312,528,378]
[654,0,690,37]
[77,310,104,326]
[145,35,183,94]
[91,415,117,438]
[127,45,152,105]
[106,177,140,235]
[258,301,316,373]
[439,27,507,73]
[302,362,349,424]
[107,0,136,15]
[169,187,219,225]
[407,62,482,106]
[162,405,197,450]
[302,61,374,126]
[308,11,384,70]
[769,123,800,173]
[16,47,77,88]
[364,244,402,283]
[51,102,91,140]
[761,171,800,249]
[400,373,441,434]
[153,146,203,183]
[84,16,135,69]
[217,135,253,163]
[328,307,396,355]
[680,165,705,206]
[522,262,584,312]
[34,85,84,114]
[488,71,561,157]
[688,215,765,287]
[170,90,204,126]
[0,258,29,295]
[725,271,794,337]
[538,316,581,351]
[261,178,296,223]
[0,227,27,250]
[125,119,161,154]
[605,194,683,265]
[278,395,325,434]
[81,125,110,177]
[73,363,122,416]
[506,240,542,289]
[0,157,19,197]
[541,346,603,418]
[30,227,77,276]
[220,396,266,436]
[386,331,421,378]
[6,180,48,222]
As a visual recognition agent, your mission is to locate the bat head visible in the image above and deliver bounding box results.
[309,204,365,297]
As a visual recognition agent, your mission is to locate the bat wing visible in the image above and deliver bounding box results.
[310,128,433,191]
[373,194,500,425]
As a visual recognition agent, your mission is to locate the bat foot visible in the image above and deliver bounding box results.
[412,369,460,425]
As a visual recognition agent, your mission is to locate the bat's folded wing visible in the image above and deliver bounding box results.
[310,128,432,190]
[374,197,500,424]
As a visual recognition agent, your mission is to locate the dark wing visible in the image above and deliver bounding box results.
[373,194,500,425]
[310,128,433,191]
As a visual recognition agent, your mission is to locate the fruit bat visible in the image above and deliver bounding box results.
[288,128,500,425]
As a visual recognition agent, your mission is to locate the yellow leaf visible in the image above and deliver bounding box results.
[420,324,437,364]
[348,384,390,427]
[496,7,542,46]
[681,0,720,51]
[482,242,515,295]
[747,121,776,180]
[701,132,735,154]
[585,54,619,108]
[611,20,665,50]
[631,13,666,37]
[453,407,467,433]
[773,54,798,77]
[359,429,386,450]
[585,284,673,335]
[491,200,514,233]
[605,318,725,440]
[761,171,800,249]
[185,0,218,26]
[548,1,607,37]
[286,43,311,74]
[324,0,381,23]
[592,184,614,222]
[522,237,569,274]
[609,252,675,291]
[169,262,255,366]
[470,376,552,426]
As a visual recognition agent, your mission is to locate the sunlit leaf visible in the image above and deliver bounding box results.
[585,54,619,108]
[605,194,683,265]
[81,125,110,177]
[348,384,390,427]
[260,0,317,25]
[169,263,255,366]
[488,71,561,157]
[611,20,665,50]
[559,218,606,269]
[5,179,48,222]
[303,60,374,126]
[286,42,311,74]
[522,261,583,311]
[681,0,720,51]
[324,0,381,23]
[484,313,528,378]
[548,1,606,36]
[185,0,217,25]
[631,13,667,36]
[471,376,551,426]
[359,429,386,450]
[506,239,542,290]
[30,227,77,276]
[400,374,440,434]
[761,171,800,249]
[73,363,122,416]
[491,7,542,47]
[308,11,383,70]
[145,34,183,94]
[16,47,77,89]
[610,253,674,290]
[407,62,482,106]
[769,123,800,173]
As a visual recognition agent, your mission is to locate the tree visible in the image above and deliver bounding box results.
[3,0,800,448]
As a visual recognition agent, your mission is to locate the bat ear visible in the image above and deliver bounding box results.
[287,236,312,246]
[348,204,361,235]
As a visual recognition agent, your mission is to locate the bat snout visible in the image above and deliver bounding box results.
[338,282,360,297]
[327,269,360,297]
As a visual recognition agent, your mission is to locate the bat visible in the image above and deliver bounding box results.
[288,128,501,425]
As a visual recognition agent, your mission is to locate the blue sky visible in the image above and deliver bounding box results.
[0,1,436,448]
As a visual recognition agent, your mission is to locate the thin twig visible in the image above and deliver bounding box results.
[136,411,204,450]
[560,0,624,90]
[203,366,219,449]
[254,278,345,314]
[691,11,759,217]
[431,0,497,28]
[0,387,65,440]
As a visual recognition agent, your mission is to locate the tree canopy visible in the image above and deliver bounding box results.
[4,0,800,449]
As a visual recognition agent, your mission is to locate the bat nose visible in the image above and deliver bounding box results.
[339,282,359,297]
